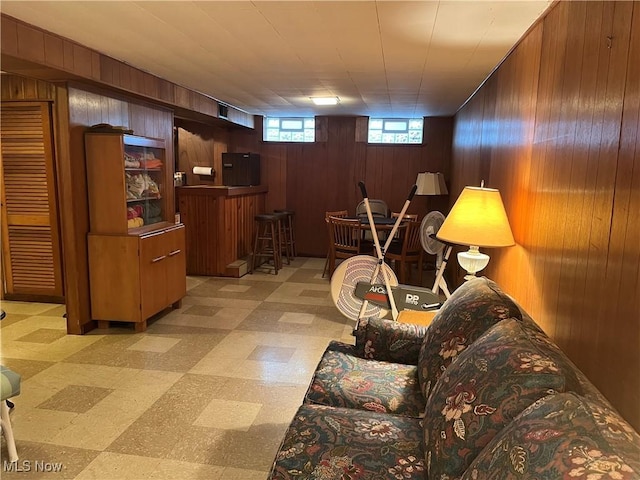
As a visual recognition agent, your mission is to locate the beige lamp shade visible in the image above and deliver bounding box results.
[415,172,448,195]
[436,186,515,248]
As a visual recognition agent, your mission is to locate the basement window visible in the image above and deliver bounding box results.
[368,118,423,144]
[264,117,315,142]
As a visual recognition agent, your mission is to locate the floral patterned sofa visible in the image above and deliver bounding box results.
[268,277,640,479]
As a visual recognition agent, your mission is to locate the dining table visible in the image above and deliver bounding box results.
[348,216,407,247]
[349,216,405,228]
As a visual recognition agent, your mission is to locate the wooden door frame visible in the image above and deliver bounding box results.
[52,84,94,334]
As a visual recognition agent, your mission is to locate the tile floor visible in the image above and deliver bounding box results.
[0,257,358,479]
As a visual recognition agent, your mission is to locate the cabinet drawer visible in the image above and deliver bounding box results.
[140,229,169,265]
[164,225,185,255]
[140,229,169,319]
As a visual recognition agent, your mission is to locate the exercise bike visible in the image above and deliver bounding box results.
[330,182,448,323]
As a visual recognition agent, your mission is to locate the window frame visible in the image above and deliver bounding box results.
[367,117,424,145]
[263,116,316,143]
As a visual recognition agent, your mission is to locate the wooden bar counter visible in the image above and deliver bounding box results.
[176,185,268,277]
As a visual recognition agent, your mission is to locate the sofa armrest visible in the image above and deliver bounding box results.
[353,317,428,365]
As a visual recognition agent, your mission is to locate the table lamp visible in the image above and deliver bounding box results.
[415,172,448,195]
[436,184,514,279]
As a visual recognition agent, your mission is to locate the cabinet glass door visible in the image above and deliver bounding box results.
[124,141,165,230]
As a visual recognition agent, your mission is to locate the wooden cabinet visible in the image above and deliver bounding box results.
[88,225,186,331]
[85,132,186,331]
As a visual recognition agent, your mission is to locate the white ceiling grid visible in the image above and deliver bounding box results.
[1,1,552,117]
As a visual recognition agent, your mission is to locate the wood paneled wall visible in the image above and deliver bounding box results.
[451,1,639,430]
[176,115,452,257]
[228,115,453,256]
[1,74,56,100]
[175,120,230,187]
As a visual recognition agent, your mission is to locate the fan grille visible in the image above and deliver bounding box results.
[420,211,446,254]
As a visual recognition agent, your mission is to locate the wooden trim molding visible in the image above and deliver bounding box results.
[0,13,254,130]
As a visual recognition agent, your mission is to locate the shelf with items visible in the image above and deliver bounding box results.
[85,132,170,234]
[127,196,162,202]
[123,139,165,231]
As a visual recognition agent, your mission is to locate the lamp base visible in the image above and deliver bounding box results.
[457,246,490,280]
[463,273,481,281]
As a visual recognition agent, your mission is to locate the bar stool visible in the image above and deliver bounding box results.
[250,214,281,274]
[273,211,291,266]
[274,209,296,258]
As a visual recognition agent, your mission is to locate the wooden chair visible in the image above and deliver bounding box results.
[327,216,362,277]
[388,212,419,243]
[325,210,349,219]
[385,220,424,284]
[322,210,349,277]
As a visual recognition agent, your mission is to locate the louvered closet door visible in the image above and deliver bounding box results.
[0,102,64,299]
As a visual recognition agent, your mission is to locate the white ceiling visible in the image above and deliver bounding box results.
[1,1,552,118]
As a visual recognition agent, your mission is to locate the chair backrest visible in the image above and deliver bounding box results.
[401,221,423,255]
[329,216,361,254]
[356,199,388,218]
[325,210,349,254]
[391,212,418,221]
[325,210,349,220]
[325,210,348,237]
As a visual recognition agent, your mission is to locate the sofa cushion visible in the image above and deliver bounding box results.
[268,404,425,479]
[418,277,524,401]
[354,317,429,365]
[305,341,425,417]
[423,317,587,480]
[461,392,640,479]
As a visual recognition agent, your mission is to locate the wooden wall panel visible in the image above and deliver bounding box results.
[227,116,453,257]
[175,121,231,187]
[1,74,55,100]
[598,0,640,430]
[296,116,360,256]
[177,127,216,186]
[180,193,218,275]
[235,194,266,264]
[1,13,251,129]
[451,0,640,430]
